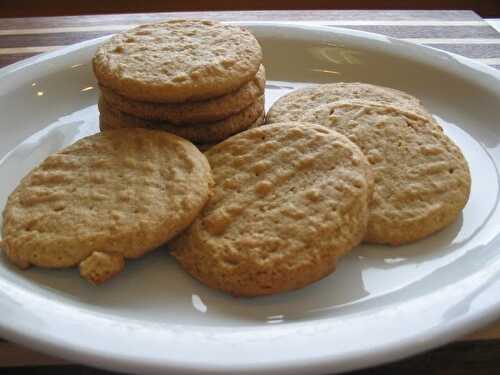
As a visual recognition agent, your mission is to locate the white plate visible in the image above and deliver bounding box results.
[0,23,500,375]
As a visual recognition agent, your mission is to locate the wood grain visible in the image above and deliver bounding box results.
[0,10,486,30]
[0,0,498,18]
[0,10,499,69]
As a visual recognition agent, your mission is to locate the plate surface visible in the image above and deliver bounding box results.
[1,23,500,374]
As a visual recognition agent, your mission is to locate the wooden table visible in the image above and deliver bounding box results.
[1,9,500,375]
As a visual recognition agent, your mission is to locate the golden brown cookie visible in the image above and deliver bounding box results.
[98,95,265,143]
[99,65,266,125]
[170,122,373,297]
[79,251,125,284]
[93,20,263,103]
[287,100,471,245]
[1,129,213,283]
[266,82,437,125]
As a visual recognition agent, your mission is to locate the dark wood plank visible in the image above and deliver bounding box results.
[0,0,498,18]
[0,366,114,374]
[2,27,500,50]
[0,32,110,48]
[420,44,500,59]
[0,53,38,68]
[338,25,500,38]
[2,340,500,375]
[0,10,483,30]
[349,340,500,375]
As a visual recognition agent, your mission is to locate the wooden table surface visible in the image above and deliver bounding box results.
[1,9,500,375]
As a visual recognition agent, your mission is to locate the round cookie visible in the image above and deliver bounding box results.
[99,95,265,143]
[100,65,266,125]
[93,19,263,103]
[266,82,437,125]
[292,100,471,245]
[170,122,373,297]
[1,128,213,283]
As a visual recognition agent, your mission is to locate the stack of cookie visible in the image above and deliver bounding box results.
[93,19,265,149]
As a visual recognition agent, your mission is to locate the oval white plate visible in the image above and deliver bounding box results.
[1,23,500,375]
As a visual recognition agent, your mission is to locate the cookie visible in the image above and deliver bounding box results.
[93,19,263,103]
[170,122,373,297]
[100,65,266,125]
[1,128,213,283]
[79,251,125,284]
[288,100,471,245]
[99,95,265,143]
[193,114,267,152]
[266,82,437,125]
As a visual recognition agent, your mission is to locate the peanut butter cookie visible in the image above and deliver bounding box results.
[93,20,262,103]
[171,122,373,296]
[1,129,213,283]
[99,65,265,125]
[283,100,471,245]
[98,95,265,143]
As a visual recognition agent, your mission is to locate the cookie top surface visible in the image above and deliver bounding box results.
[98,95,265,143]
[297,100,471,245]
[1,128,213,269]
[170,122,373,296]
[99,65,266,125]
[93,19,263,103]
[266,82,435,124]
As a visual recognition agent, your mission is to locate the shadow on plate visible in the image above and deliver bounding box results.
[0,212,483,326]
